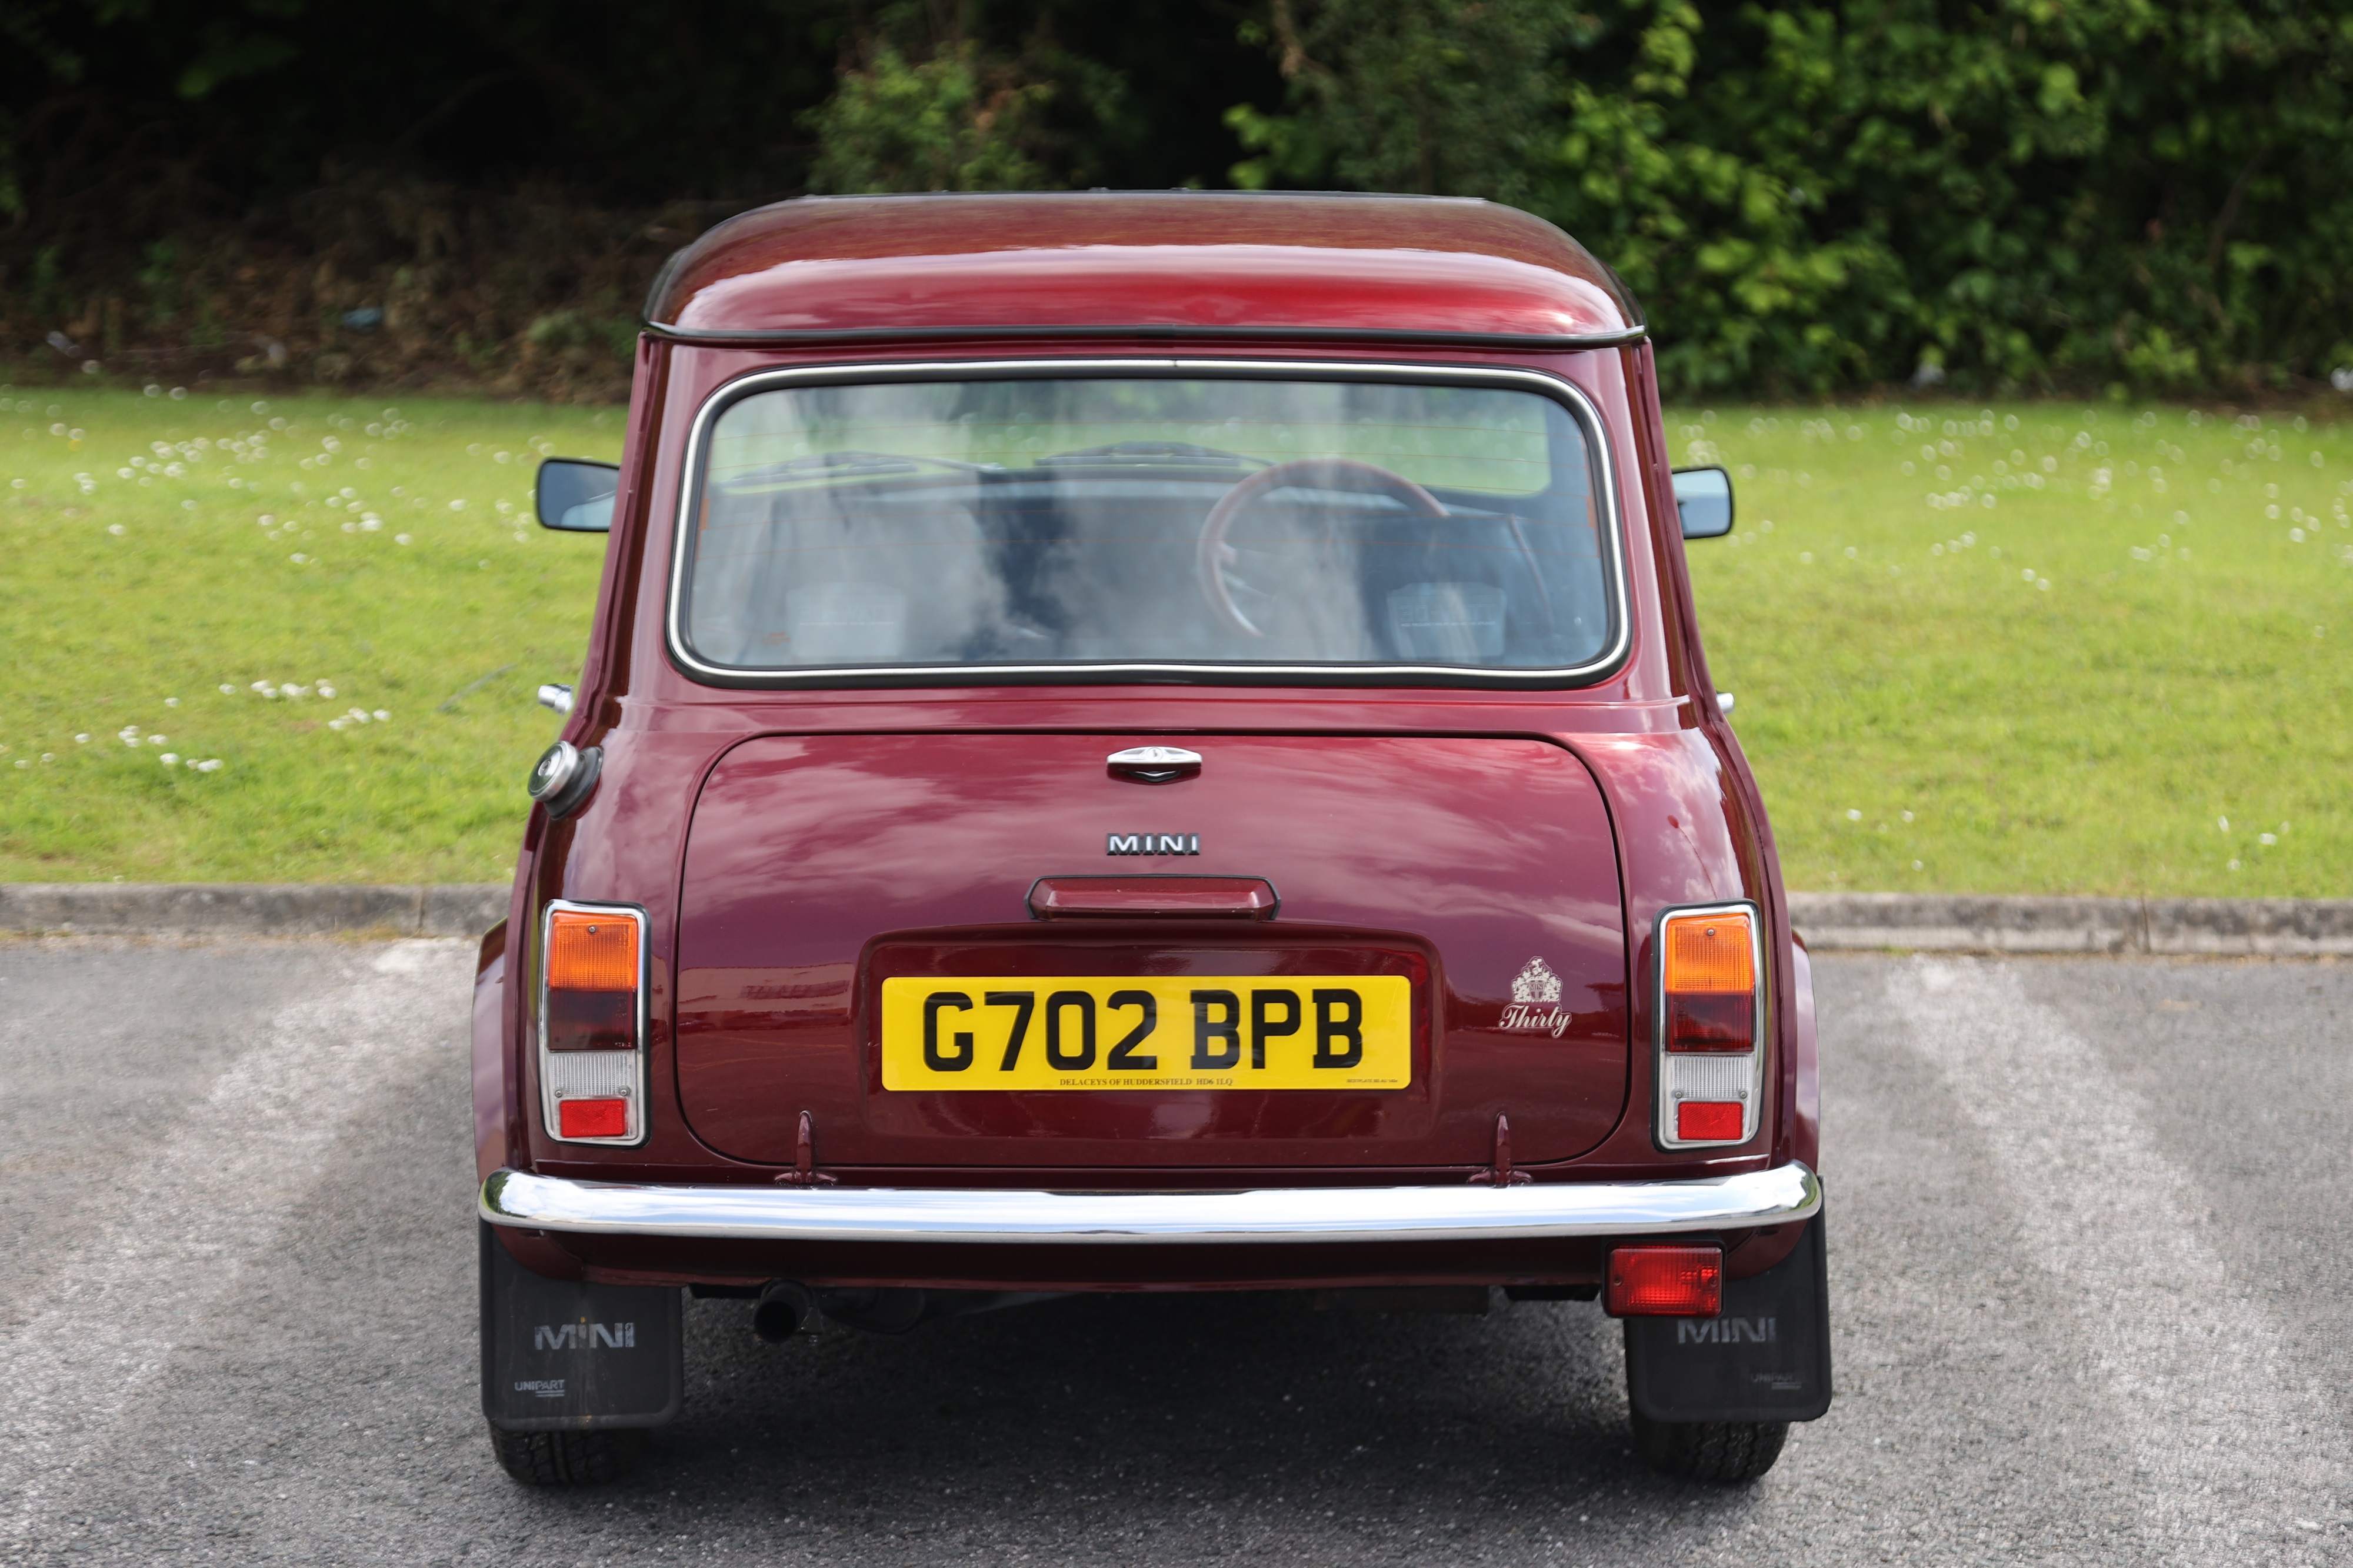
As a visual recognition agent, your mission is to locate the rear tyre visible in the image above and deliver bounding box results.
[489,1424,647,1486]
[1629,1409,1788,1483]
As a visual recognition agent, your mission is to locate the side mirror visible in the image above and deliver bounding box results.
[1671,466,1734,539]
[536,459,619,532]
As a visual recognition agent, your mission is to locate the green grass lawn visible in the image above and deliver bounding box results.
[3,385,2348,895]
[2,387,620,883]
[1680,403,2353,898]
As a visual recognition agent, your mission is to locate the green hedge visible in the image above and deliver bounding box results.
[1228,0,2353,396]
[8,2,2347,398]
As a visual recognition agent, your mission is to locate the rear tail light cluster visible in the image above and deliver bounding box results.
[1655,903,1764,1148]
[539,900,648,1145]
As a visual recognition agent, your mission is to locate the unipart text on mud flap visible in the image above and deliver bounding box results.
[479,1225,682,1433]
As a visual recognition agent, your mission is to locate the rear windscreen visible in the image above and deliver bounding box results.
[681,376,1614,675]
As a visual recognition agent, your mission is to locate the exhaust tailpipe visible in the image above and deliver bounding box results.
[752,1280,814,1342]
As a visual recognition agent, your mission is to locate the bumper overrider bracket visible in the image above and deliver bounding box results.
[479,1161,1820,1246]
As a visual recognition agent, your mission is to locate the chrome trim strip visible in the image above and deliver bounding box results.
[662,356,1634,690]
[479,1161,1819,1246]
[1652,900,1769,1150]
[646,322,1650,351]
[537,899,651,1149]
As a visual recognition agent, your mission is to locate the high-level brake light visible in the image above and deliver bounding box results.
[1655,903,1764,1148]
[1605,1244,1724,1316]
[540,900,648,1146]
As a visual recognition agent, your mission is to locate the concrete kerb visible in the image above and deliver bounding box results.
[3,884,2349,955]
[1789,892,2353,958]
[0,883,508,939]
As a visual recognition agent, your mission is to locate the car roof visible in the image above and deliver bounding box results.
[645,191,1643,348]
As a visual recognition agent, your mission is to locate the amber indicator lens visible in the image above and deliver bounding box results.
[1662,910,1755,1053]
[1663,912,1754,992]
[556,1097,629,1139]
[548,910,638,991]
[1605,1244,1724,1317]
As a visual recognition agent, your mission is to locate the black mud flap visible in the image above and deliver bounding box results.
[1623,1208,1832,1424]
[480,1223,684,1432]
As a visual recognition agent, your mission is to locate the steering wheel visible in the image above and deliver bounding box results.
[1195,459,1448,637]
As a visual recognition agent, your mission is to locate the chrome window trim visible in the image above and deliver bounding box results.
[537,898,652,1149]
[1652,900,1769,1151]
[663,356,1635,689]
[481,1159,1821,1245]
[647,322,1651,351]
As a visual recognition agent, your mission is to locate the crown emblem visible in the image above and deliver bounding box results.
[1511,956,1561,1006]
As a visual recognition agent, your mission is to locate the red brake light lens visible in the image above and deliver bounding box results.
[1667,992,1753,1052]
[556,1098,630,1139]
[546,990,634,1051]
[1606,1244,1724,1316]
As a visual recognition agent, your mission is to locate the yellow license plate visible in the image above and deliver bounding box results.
[879,975,1412,1092]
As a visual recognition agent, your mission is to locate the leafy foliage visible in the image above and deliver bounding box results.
[1232,0,2353,396]
[802,9,1131,195]
[805,42,1058,194]
[1227,0,1566,203]
[0,2,1266,389]
[2,1,2347,395]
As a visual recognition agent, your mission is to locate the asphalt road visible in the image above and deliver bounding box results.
[2,938,2349,1566]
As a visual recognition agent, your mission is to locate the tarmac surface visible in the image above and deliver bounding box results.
[2,936,2348,1566]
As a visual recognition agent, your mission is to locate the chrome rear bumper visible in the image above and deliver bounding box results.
[479,1162,1819,1247]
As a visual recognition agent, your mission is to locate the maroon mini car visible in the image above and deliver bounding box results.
[477,191,1827,1487]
